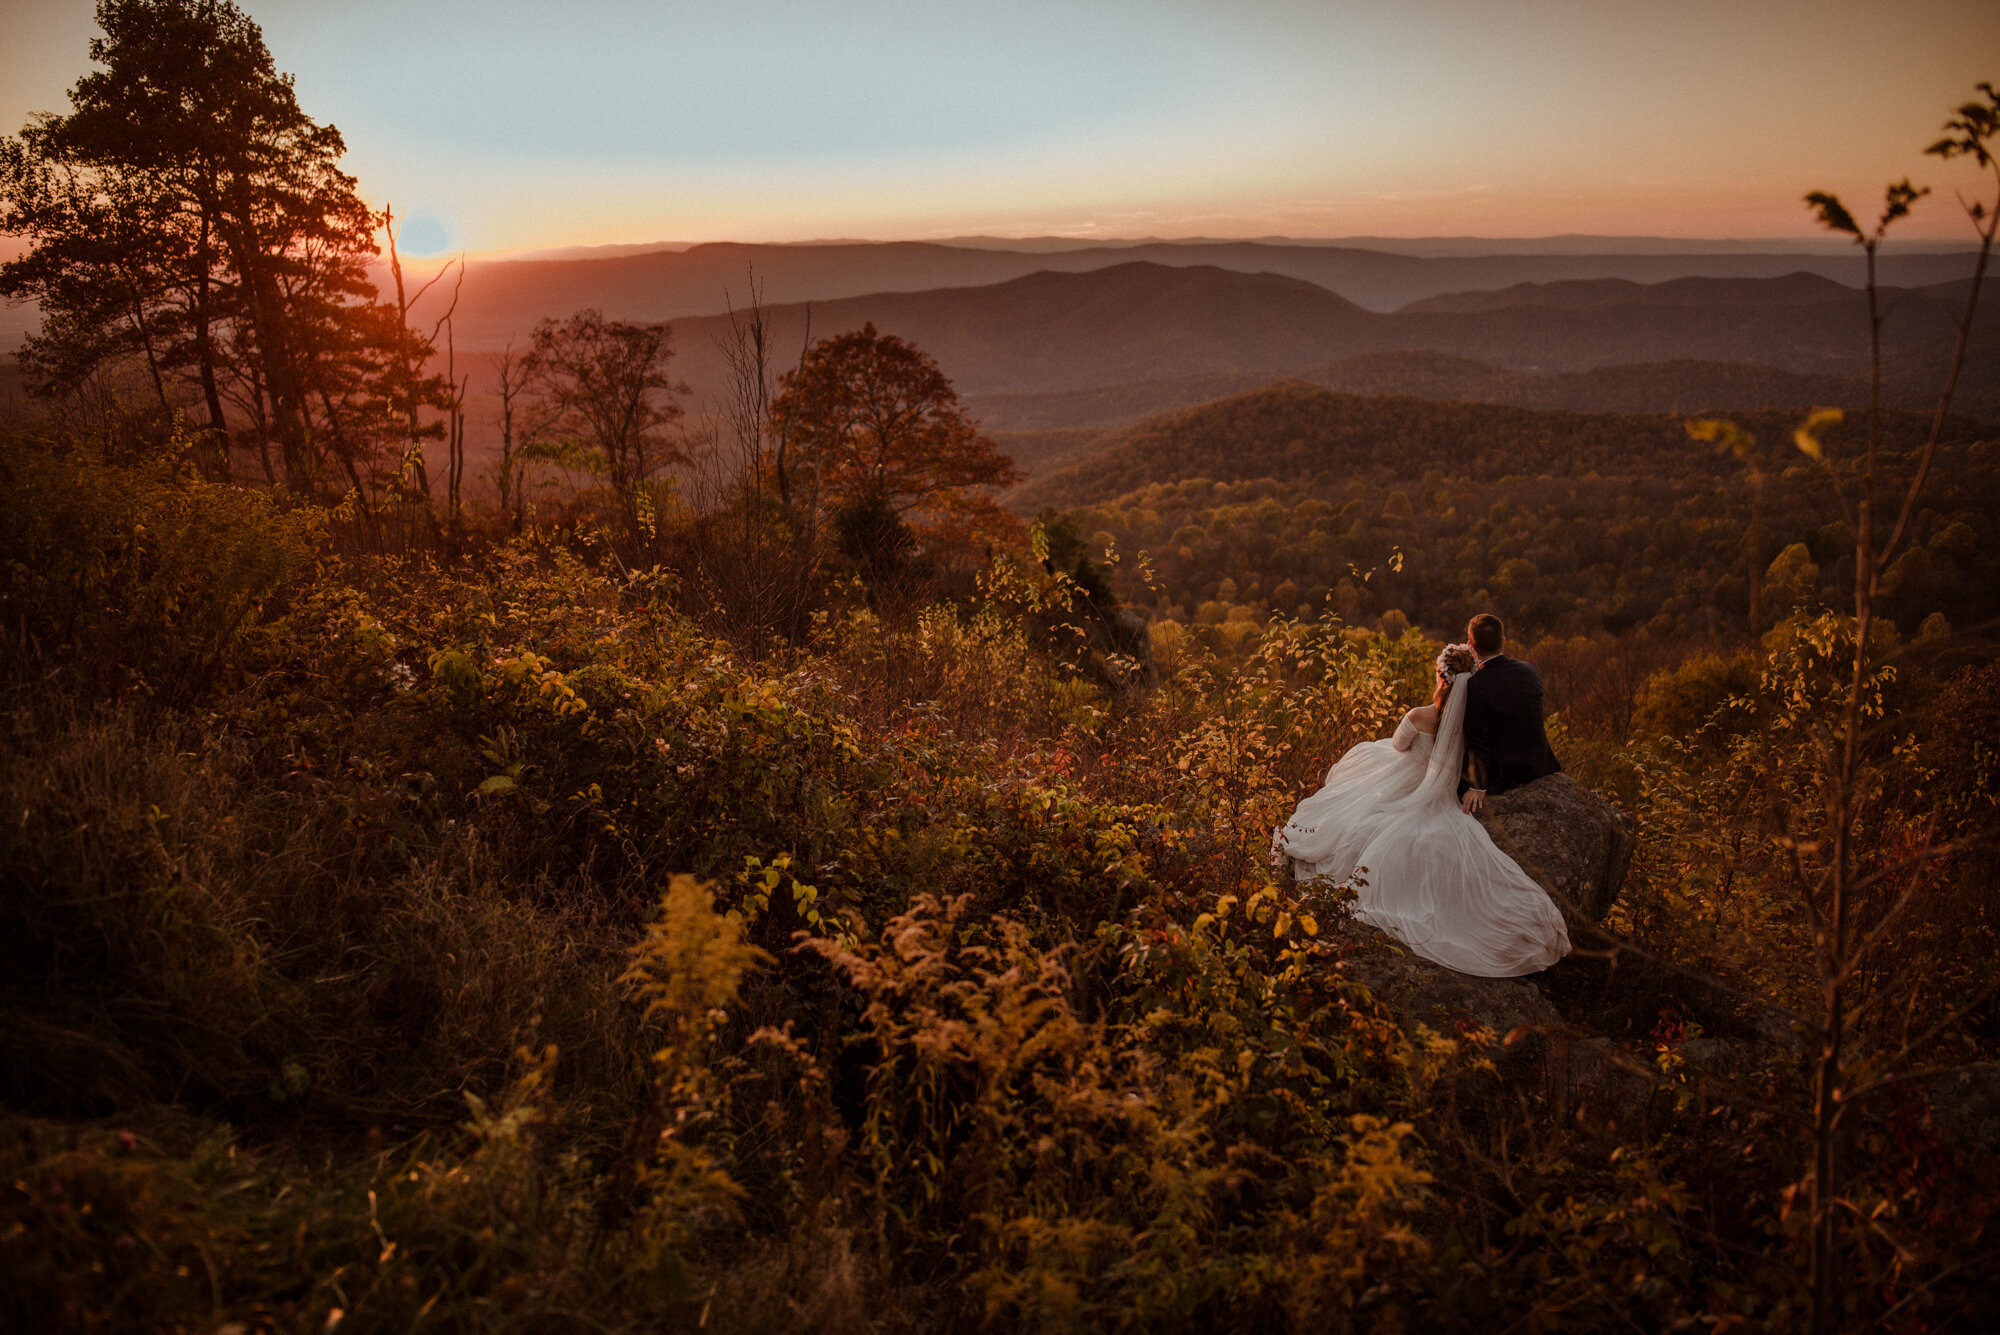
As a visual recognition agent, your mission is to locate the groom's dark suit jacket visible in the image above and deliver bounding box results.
[1458,654,1561,797]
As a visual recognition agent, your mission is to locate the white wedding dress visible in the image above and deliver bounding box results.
[1274,672,1570,978]
[1275,711,1434,883]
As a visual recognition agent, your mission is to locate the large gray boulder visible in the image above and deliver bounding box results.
[1319,772,1646,1096]
[1477,773,1637,923]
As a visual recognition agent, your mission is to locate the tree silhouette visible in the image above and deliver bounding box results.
[0,0,436,492]
[521,310,688,503]
[771,323,1021,518]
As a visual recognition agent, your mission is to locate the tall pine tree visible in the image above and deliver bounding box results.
[0,0,440,493]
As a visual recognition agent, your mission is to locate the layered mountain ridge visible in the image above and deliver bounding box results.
[427,238,1981,351]
[6,242,1991,481]
[651,261,1995,413]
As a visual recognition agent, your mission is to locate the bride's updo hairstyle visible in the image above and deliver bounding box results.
[1432,643,1478,705]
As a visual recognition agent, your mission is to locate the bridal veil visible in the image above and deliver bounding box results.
[1346,671,1570,977]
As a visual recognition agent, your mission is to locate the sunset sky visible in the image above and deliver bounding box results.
[4,0,1997,256]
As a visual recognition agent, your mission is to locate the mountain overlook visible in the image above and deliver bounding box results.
[7,9,1999,1323]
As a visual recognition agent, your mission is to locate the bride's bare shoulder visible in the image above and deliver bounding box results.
[1404,704,1440,735]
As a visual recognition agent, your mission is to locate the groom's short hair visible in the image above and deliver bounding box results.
[1469,614,1504,655]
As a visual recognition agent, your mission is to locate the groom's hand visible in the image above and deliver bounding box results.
[1461,788,1486,814]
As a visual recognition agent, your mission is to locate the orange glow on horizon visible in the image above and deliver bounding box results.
[5,0,1994,259]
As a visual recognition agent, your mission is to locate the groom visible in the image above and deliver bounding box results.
[1457,613,1560,815]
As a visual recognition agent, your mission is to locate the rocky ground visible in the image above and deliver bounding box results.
[1313,775,1994,1139]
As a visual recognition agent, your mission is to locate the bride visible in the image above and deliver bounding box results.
[1272,644,1570,978]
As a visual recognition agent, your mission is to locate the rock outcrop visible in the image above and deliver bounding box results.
[1321,772,1652,1098]
[1328,925,1651,1098]
[1337,939,1564,1038]
[1477,773,1637,923]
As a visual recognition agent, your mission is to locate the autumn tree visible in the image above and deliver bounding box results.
[771,323,1019,513]
[0,0,438,492]
[521,310,688,504]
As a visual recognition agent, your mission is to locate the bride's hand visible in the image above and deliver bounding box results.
[1460,788,1486,815]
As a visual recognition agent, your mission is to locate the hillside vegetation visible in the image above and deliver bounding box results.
[1010,383,1997,648]
[971,351,1940,436]
[1302,351,1949,418]
[5,409,1998,1332]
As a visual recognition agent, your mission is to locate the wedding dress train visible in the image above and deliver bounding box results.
[1274,711,1432,882]
[1277,672,1570,978]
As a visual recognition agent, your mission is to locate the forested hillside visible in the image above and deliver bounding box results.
[971,352,1935,435]
[1301,351,1932,417]
[1016,379,2000,647]
[1012,384,1997,645]
[1016,379,1976,509]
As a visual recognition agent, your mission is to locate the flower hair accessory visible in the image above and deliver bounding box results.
[1436,643,1477,680]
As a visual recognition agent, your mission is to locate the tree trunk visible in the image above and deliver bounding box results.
[194,201,232,481]
[226,208,314,492]
[383,210,431,500]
